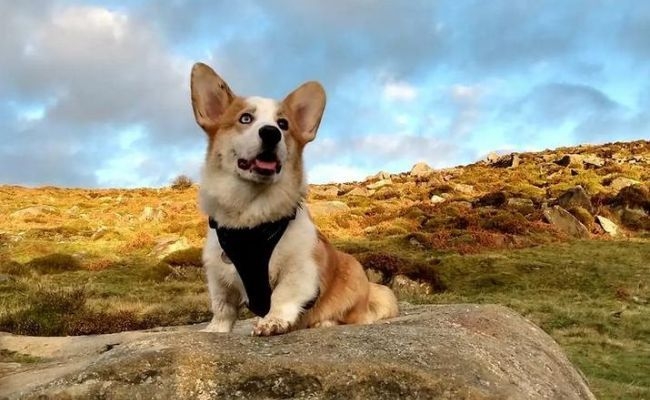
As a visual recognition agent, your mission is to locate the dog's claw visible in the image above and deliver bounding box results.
[252,317,291,336]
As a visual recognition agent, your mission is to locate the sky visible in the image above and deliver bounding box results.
[1,1,648,188]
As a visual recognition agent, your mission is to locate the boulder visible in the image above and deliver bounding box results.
[451,183,475,195]
[366,171,391,181]
[430,195,446,204]
[366,179,392,190]
[409,162,434,177]
[607,177,641,193]
[596,216,619,237]
[556,186,593,214]
[308,201,350,217]
[310,186,339,198]
[474,191,507,208]
[488,153,520,168]
[543,206,590,239]
[344,187,370,197]
[0,304,595,400]
[151,236,191,259]
[506,198,535,212]
[555,154,583,167]
[582,155,604,169]
[10,206,59,219]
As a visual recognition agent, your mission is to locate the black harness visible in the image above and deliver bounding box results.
[209,209,317,317]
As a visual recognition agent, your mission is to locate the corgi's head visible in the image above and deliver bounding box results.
[190,62,326,185]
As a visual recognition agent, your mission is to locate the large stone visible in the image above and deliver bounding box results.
[10,206,59,219]
[543,206,590,239]
[344,187,370,197]
[556,186,593,214]
[596,216,619,237]
[366,171,391,181]
[151,236,191,259]
[488,153,520,168]
[366,179,392,190]
[409,162,434,177]
[555,154,583,167]
[607,177,641,193]
[308,201,350,217]
[451,183,475,195]
[310,186,339,198]
[582,155,604,169]
[0,304,595,400]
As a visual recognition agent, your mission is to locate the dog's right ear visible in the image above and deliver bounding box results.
[190,63,235,133]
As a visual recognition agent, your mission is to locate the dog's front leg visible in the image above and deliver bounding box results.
[252,261,319,336]
[202,234,245,333]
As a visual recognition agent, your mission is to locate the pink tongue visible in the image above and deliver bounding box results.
[254,159,277,170]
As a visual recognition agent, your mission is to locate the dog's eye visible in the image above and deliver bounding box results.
[239,113,253,124]
[277,118,289,131]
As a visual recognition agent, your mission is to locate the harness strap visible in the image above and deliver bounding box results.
[209,209,318,317]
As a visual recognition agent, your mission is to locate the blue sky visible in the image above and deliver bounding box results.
[1,1,648,187]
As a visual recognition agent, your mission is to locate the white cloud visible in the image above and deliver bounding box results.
[307,163,368,184]
[383,81,418,102]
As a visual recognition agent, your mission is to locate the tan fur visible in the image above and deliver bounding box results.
[299,231,399,328]
[191,62,398,336]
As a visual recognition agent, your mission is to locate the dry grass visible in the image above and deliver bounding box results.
[0,140,648,398]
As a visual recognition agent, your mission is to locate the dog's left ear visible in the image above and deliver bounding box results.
[283,82,326,143]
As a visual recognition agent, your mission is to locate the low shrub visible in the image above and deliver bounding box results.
[170,174,194,190]
[25,253,81,274]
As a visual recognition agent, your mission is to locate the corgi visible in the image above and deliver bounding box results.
[190,62,399,336]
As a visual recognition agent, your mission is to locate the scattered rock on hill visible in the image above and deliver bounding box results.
[430,195,446,204]
[310,186,339,198]
[487,153,520,168]
[410,162,434,177]
[345,187,370,197]
[10,206,59,219]
[582,155,605,169]
[596,216,619,237]
[451,183,475,195]
[555,154,584,168]
[366,179,392,190]
[367,171,391,181]
[475,191,508,208]
[151,236,191,259]
[309,201,350,217]
[506,198,535,212]
[607,177,641,193]
[0,304,596,400]
[543,206,590,239]
[556,186,593,214]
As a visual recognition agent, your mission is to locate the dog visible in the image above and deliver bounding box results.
[190,62,399,336]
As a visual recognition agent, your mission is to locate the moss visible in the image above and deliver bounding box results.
[162,247,203,268]
[26,253,81,274]
[358,252,446,292]
[0,260,29,276]
[611,184,650,212]
[567,206,595,229]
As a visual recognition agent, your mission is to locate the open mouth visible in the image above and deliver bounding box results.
[237,151,282,176]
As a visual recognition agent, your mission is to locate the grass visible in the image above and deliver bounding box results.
[0,140,648,399]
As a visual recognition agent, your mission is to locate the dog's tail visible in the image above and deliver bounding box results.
[367,283,399,321]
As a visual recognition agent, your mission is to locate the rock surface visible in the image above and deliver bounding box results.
[556,186,593,213]
[543,206,591,239]
[410,162,434,177]
[0,304,595,400]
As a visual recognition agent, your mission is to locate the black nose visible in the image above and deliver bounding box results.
[259,125,281,148]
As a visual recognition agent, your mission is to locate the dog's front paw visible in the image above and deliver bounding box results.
[201,319,235,333]
[252,317,291,336]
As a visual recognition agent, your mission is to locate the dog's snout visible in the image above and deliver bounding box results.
[259,125,281,148]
